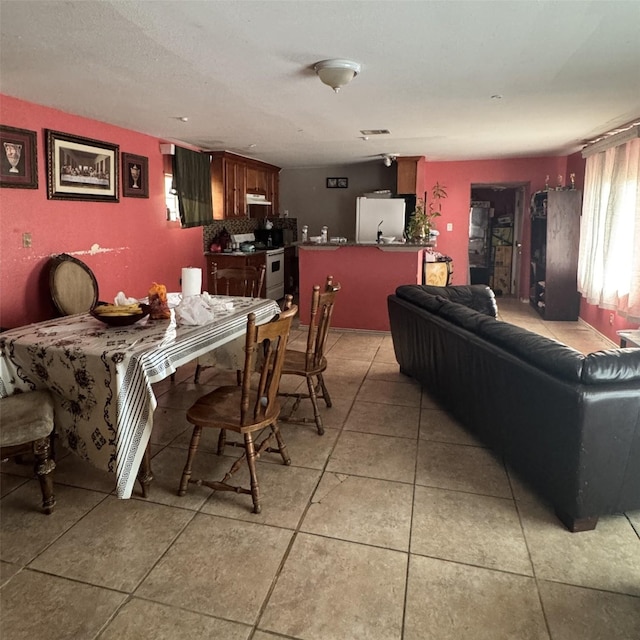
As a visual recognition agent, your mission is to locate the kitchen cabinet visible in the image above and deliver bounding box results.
[529,190,582,320]
[210,151,280,220]
[246,164,268,194]
[206,252,267,297]
[396,156,426,196]
[210,152,246,219]
[247,161,280,218]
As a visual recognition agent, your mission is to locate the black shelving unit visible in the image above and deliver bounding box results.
[529,190,582,320]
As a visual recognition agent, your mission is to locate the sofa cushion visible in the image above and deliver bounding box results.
[582,349,640,384]
[395,286,449,314]
[475,319,585,383]
[396,284,498,317]
[423,284,498,317]
[435,297,496,333]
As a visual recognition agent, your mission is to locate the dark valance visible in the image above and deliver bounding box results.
[173,147,212,228]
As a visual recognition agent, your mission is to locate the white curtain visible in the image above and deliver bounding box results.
[578,137,640,322]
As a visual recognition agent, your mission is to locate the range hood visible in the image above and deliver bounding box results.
[246,194,272,205]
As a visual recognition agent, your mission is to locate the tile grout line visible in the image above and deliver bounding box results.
[247,341,370,639]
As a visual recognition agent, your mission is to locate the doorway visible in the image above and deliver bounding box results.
[468,183,527,298]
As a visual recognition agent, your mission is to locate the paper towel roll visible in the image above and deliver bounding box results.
[181,267,202,297]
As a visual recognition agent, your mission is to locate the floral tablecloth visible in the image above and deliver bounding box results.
[0,296,280,498]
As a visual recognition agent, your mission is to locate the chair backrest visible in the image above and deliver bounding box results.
[240,303,298,426]
[211,264,266,298]
[49,253,99,315]
[305,274,341,370]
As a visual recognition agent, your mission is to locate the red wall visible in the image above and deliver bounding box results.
[299,246,424,331]
[421,156,567,293]
[419,155,635,341]
[0,95,205,328]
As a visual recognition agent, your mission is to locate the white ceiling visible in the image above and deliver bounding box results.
[1,0,639,169]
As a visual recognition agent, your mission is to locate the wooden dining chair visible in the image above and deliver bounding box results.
[210,264,266,297]
[0,390,56,514]
[278,275,341,435]
[178,301,298,514]
[193,263,267,384]
[48,253,99,315]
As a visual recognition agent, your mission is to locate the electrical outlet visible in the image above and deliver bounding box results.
[446,223,453,231]
[609,313,614,325]
[22,232,32,248]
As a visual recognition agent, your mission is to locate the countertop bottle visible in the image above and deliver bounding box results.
[321,226,328,243]
[301,225,308,243]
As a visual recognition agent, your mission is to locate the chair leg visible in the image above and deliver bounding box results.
[243,432,262,514]
[306,376,325,436]
[194,364,203,384]
[271,421,291,466]
[33,436,56,514]
[178,425,202,496]
[217,429,227,455]
[317,373,332,407]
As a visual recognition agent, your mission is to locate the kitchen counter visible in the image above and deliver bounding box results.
[296,241,426,252]
[204,249,268,257]
[298,244,425,331]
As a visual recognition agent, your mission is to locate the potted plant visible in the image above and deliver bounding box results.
[406,182,447,243]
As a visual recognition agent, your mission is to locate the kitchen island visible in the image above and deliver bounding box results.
[298,242,425,331]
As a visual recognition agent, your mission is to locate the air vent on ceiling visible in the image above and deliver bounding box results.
[360,129,391,136]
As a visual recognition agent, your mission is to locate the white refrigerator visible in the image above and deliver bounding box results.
[355,197,406,242]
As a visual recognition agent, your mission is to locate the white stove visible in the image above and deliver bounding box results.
[265,247,285,300]
[231,233,284,300]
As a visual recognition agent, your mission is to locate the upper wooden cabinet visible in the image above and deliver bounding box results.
[210,151,280,220]
[246,164,268,194]
[396,156,425,196]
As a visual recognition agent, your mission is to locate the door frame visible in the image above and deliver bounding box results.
[469,182,528,297]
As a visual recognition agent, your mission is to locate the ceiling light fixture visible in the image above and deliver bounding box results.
[314,59,361,93]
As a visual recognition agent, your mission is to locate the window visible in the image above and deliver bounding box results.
[578,127,640,322]
[165,174,179,221]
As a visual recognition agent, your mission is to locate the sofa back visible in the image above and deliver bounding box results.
[394,284,640,385]
[397,284,498,317]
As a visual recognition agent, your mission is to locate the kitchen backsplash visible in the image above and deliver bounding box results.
[202,217,297,252]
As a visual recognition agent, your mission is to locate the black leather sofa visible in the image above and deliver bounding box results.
[388,284,640,532]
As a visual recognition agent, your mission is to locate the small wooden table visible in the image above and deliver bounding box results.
[617,330,640,348]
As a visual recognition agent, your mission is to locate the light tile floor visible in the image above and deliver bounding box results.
[1,297,639,639]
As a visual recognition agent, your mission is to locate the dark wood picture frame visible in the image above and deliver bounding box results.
[327,177,348,189]
[122,153,149,198]
[46,129,119,202]
[0,125,38,189]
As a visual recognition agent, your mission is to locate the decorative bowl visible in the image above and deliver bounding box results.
[90,302,150,327]
[380,236,396,244]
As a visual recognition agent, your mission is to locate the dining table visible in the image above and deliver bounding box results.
[0,294,280,498]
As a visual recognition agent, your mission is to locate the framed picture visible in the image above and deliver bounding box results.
[327,177,348,189]
[46,129,119,202]
[0,125,38,189]
[122,153,149,198]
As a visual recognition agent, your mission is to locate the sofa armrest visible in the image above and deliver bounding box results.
[582,349,640,384]
[396,284,498,317]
